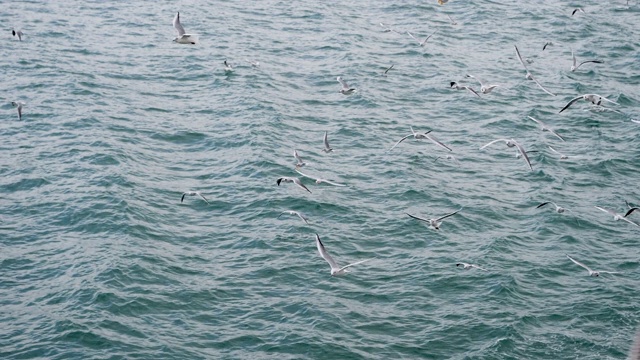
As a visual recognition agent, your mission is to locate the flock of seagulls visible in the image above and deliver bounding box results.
[7,3,639,356]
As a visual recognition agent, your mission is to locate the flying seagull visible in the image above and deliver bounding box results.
[536,201,569,213]
[224,60,234,72]
[11,101,25,120]
[337,76,356,95]
[406,209,461,230]
[456,263,487,271]
[295,169,346,187]
[322,131,333,153]
[450,82,480,97]
[379,22,400,34]
[173,12,196,44]
[571,48,603,72]
[407,30,437,47]
[278,210,309,224]
[315,234,370,276]
[514,45,556,96]
[276,177,312,193]
[293,149,306,168]
[527,116,564,141]
[466,74,499,94]
[566,254,619,277]
[12,28,23,41]
[559,94,618,113]
[480,138,533,171]
[181,191,209,204]
[571,8,585,16]
[388,127,433,151]
[595,206,639,226]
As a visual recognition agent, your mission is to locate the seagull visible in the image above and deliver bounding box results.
[315,234,370,276]
[382,64,394,77]
[456,263,487,271]
[480,139,533,171]
[322,131,333,153]
[527,116,564,141]
[337,76,356,95]
[571,8,585,16]
[570,48,604,72]
[224,60,234,72]
[293,149,306,168]
[446,14,457,25]
[466,74,499,94]
[406,209,461,230]
[295,169,346,187]
[595,206,639,226]
[450,82,480,97]
[536,201,569,213]
[514,45,556,96]
[11,101,25,120]
[277,177,312,193]
[407,30,437,47]
[12,28,23,41]
[172,12,196,44]
[566,254,619,277]
[388,127,433,151]
[181,191,209,204]
[559,94,618,113]
[278,210,309,224]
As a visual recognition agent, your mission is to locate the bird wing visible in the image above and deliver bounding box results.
[181,193,186,203]
[559,96,583,113]
[624,208,639,217]
[173,12,186,36]
[512,140,533,171]
[530,75,557,97]
[296,212,309,224]
[338,259,371,272]
[315,234,340,272]
[406,212,431,223]
[323,131,331,149]
[388,134,413,151]
[466,74,484,87]
[547,127,565,141]
[421,30,437,46]
[435,209,460,222]
[320,179,347,187]
[472,265,487,271]
[480,139,509,150]
[566,254,592,273]
[383,64,394,74]
[406,31,417,41]
[620,217,640,226]
[294,168,316,181]
[528,116,542,127]
[425,133,452,152]
[293,178,312,193]
[576,59,603,70]
[293,150,303,162]
[17,106,22,120]
[337,77,350,89]
[514,45,528,70]
[466,86,480,97]
[536,202,551,209]
[199,193,210,204]
[595,206,616,216]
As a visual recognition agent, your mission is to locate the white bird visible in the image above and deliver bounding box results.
[566,254,620,277]
[406,209,461,230]
[514,45,556,96]
[571,8,585,16]
[388,127,432,151]
[595,206,639,226]
[450,82,480,97]
[172,12,196,44]
[407,30,437,47]
[559,94,618,113]
[322,131,333,153]
[480,138,533,171]
[382,64,394,77]
[11,101,25,120]
[224,60,234,72]
[278,210,309,224]
[456,263,487,271]
[527,116,564,141]
[181,191,209,204]
[536,201,569,213]
[547,145,571,160]
[295,169,346,187]
[277,177,312,193]
[315,234,370,276]
[570,48,603,72]
[337,76,356,95]
[466,74,499,94]
[12,28,23,41]
[293,149,306,168]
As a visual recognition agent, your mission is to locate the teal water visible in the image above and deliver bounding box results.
[2,1,640,359]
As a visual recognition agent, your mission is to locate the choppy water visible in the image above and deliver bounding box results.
[2,1,640,359]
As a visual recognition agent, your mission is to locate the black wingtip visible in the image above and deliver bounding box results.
[276,178,282,186]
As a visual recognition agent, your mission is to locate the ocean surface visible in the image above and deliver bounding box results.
[2,1,640,359]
